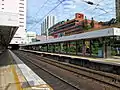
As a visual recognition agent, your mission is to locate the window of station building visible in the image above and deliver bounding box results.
[41,44,47,52]
[19,3,24,5]
[2,0,4,1]
[19,18,24,20]
[61,42,68,54]
[77,40,83,55]
[21,41,23,44]
[19,7,24,9]
[69,41,76,55]
[19,25,24,27]
[85,40,91,56]
[2,8,4,9]
[54,43,60,53]
[19,21,24,23]
[2,4,4,5]
[91,38,103,57]
[108,36,120,56]
[19,10,24,12]
[49,44,55,53]
[19,14,24,16]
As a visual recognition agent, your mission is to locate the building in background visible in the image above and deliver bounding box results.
[36,35,54,41]
[26,32,36,43]
[48,13,102,38]
[10,0,27,44]
[0,12,19,51]
[116,0,120,22]
[41,16,56,38]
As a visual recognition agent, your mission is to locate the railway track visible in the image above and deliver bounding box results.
[13,51,81,90]
[14,50,120,90]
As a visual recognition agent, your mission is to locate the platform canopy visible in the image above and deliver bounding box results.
[24,27,120,46]
[0,26,18,46]
[0,12,19,50]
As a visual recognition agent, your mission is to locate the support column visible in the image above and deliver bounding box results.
[103,38,111,58]
[53,43,55,53]
[47,44,48,52]
[76,41,78,55]
[82,40,86,56]
[59,42,61,53]
[103,45,111,58]
[68,41,70,54]
[90,40,92,57]
[66,42,68,54]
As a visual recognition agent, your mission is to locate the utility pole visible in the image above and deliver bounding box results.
[116,0,120,22]
[46,29,48,40]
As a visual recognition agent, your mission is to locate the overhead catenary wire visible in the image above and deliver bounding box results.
[28,0,66,31]
[28,0,92,29]
[85,0,109,16]
[35,0,51,18]
[84,0,115,20]
[85,0,115,18]
[29,0,90,31]
[28,0,115,33]
[90,0,105,13]
[92,0,115,20]
[93,10,115,20]
[27,0,50,23]
[69,0,105,19]
[67,0,115,21]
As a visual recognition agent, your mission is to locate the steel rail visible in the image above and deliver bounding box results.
[15,51,120,89]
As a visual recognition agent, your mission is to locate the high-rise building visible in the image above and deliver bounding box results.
[9,0,27,44]
[26,32,36,43]
[41,16,56,37]
[116,0,120,22]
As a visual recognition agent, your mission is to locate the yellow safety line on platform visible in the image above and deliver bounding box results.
[8,52,23,90]
[8,51,53,90]
[11,65,23,90]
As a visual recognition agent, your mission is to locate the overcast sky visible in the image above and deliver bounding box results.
[27,0,115,35]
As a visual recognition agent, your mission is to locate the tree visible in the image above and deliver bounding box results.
[82,20,85,28]
[90,17,94,28]
[84,16,89,30]
[67,19,69,21]
[84,16,88,26]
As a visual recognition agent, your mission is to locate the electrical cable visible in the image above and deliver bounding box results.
[69,0,104,19]
[89,0,115,19]
[35,0,51,17]
[93,10,115,19]
[28,0,65,31]
[27,0,50,23]
[28,0,115,33]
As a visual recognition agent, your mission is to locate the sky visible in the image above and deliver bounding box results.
[27,0,115,35]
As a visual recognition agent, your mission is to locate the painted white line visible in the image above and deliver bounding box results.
[9,50,47,86]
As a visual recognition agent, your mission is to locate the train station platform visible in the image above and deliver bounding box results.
[21,49,120,65]
[0,50,53,90]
